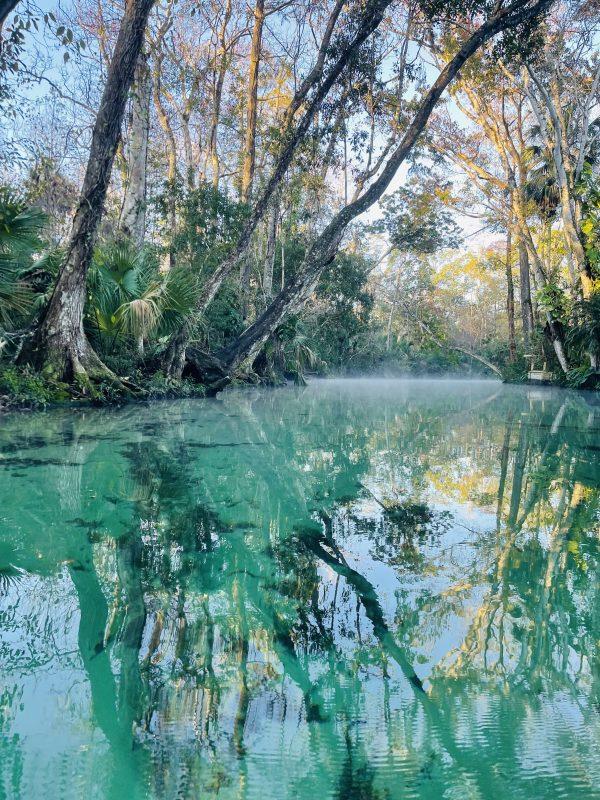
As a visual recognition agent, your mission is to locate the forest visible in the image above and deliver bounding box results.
[0,0,598,406]
[1,2,600,796]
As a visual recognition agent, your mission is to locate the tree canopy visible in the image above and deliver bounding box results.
[0,0,598,405]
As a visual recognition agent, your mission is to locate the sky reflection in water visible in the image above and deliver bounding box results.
[0,379,599,800]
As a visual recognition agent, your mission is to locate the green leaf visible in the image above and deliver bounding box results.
[581,219,594,236]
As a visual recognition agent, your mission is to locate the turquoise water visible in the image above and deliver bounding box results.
[0,378,599,799]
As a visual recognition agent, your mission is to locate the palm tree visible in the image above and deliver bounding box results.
[566,293,600,386]
[0,188,45,329]
[87,241,196,355]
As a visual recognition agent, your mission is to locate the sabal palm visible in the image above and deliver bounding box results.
[87,242,196,352]
[524,117,600,220]
[0,189,46,328]
[280,319,322,382]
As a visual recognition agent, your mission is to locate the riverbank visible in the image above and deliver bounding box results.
[0,365,208,412]
[2,361,599,414]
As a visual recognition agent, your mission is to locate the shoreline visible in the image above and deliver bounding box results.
[1,373,598,415]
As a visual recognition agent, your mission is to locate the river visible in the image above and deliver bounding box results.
[0,378,598,799]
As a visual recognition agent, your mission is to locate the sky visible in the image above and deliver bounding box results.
[2,0,508,258]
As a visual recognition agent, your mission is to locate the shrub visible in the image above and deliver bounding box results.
[0,366,67,409]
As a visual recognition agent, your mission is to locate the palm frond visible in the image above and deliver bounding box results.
[115,290,162,339]
[0,189,46,258]
[0,262,32,326]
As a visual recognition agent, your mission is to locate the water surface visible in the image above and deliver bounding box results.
[0,379,599,799]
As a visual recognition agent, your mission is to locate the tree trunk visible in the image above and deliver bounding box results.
[218,0,553,376]
[152,53,178,269]
[555,161,591,296]
[263,194,279,300]
[505,215,516,361]
[240,0,265,204]
[161,321,191,383]
[120,51,151,246]
[574,62,600,183]
[518,239,534,350]
[386,269,402,351]
[207,0,232,190]
[181,111,195,188]
[240,244,256,322]
[526,68,592,298]
[152,59,177,184]
[21,0,155,384]
[513,198,569,373]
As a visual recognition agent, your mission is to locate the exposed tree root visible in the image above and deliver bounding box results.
[181,347,230,395]
[180,347,268,396]
[18,329,143,400]
[70,349,143,399]
[161,323,190,381]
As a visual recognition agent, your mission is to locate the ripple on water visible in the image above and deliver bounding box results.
[0,380,599,800]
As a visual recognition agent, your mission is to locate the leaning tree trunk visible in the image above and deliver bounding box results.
[20,0,155,384]
[216,0,553,378]
[120,51,151,246]
[162,0,393,377]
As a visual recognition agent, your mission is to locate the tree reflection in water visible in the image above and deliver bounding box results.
[0,380,598,799]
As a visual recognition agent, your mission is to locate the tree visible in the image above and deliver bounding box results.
[367,175,462,353]
[120,52,152,246]
[161,0,393,378]
[211,0,554,380]
[370,175,462,262]
[19,0,156,385]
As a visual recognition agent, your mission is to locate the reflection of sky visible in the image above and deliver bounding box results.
[0,379,599,799]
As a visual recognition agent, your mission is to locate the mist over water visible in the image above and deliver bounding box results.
[0,378,599,799]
